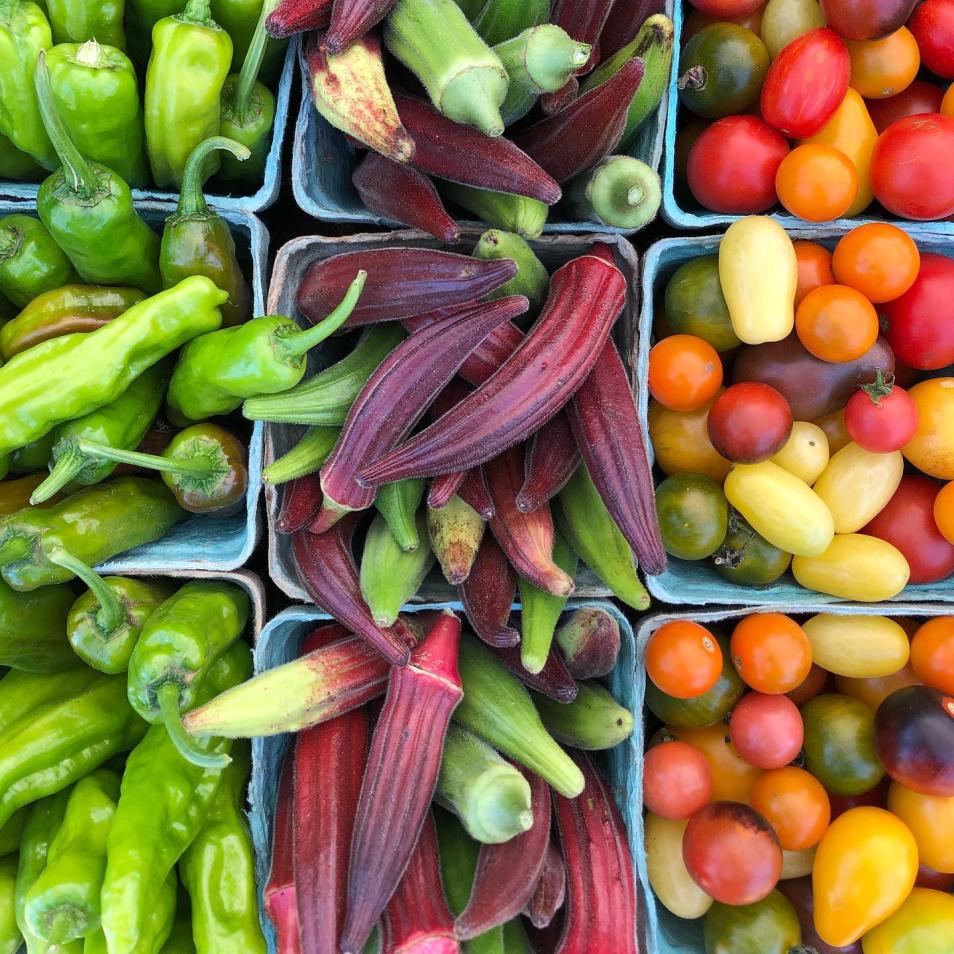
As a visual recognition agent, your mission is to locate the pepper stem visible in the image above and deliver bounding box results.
[180,0,214,25]
[158,682,231,769]
[276,271,368,360]
[177,136,251,217]
[45,547,123,633]
[75,39,103,68]
[30,445,85,505]
[76,439,214,478]
[233,0,279,119]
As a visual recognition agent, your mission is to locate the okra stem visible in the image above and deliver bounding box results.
[177,137,251,218]
[45,547,123,634]
[234,0,279,118]
[275,271,368,360]
[157,682,231,769]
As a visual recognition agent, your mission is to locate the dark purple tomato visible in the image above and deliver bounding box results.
[706,383,793,463]
[777,876,863,953]
[916,863,954,891]
[820,0,918,40]
[827,777,889,820]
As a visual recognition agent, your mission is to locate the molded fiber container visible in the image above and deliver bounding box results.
[638,228,954,606]
[0,39,296,213]
[262,227,642,602]
[635,602,941,953]
[248,599,642,953]
[291,5,674,235]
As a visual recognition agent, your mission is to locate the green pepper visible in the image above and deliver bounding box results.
[46,41,147,188]
[0,285,145,361]
[34,53,161,293]
[0,855,21,953]
[0,807,26,856]
[212,0,284,74]
[0,214,78,309]
[124,0,180,70]
[0,276,224,456]
[45,0,124,47]
[23,769,120,944]
[0,291,13,322]
[0,474,62,515]
[144,0,233,189]
[0,133,44,181]
[0,668,100,742]
[160,137,252,327]
[179,742,266,952]
[0,578,76,671]
[100,642,251,954]
[10,432,55,475]
[168,271,367,422]
[159,897,196,954]
[0,476,186,591]
[0,0,56,170]
[67,576,173,674]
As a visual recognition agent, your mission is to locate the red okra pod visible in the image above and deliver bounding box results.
[517,412,581,514]
[600,0,667,58]
[490,644,579,704]
[325,0,396,55]
[524,840,568,929]
[276,473,323,534]
[264,756,302,954]
[426,378,474,510]
[549,0,616,54]
[459,532,519,649]
[458,468,495,521]
[266,0,333,37]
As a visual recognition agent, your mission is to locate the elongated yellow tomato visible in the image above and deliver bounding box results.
[803,614,910,678]
[645,813,714,919]
[780,846,815,879]
[802,88,878,217]
[887,783,954,873]
[724,461,834,557]
[793,533,910,601]
[813,442,903,533]
[761,0,826,58]
[813,807,918,948]
[771,421,829,484]
[719,217,798,345]
[861,888,954,954]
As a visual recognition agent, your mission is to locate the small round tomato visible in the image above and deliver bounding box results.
[793,241,834,306]
[771,421,830,485]
[844,375,919,453]
[664,255,742,353]
[882,254,954,369]
[903,378,954,479]
[649,394,733,483]
[751,766,831,850]
[647,620,724,699]
[867,80,946,131]
[910,617,954,694]
[888,782,954,873]
[909,0,954,78]
[687,115,790,214]
[656,473,729,561]
[730,693,804,769]
[787,663,832,706]
[707,383,793,463]
[934,481,954,545]
[712,512,793,587]
[643,740,714,819]
[683,6,765,41]
[847,28,920,99]
[795,285,879,363]
[944,82,954,117]
[775,143,858,221]
[703,890,802,954]
[648,334,723,411]
[670,722,765,803]
[730,613,813,695]
[831,222,920,302]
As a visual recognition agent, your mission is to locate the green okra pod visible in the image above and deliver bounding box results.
[374,477,426,552]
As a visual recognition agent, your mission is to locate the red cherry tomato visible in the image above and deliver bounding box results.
[687,115,790,214]
[864,475,954,584]
[867,80,946,132]
[760,29,851,138]
[844,376,919,453]
[687,0,765,16]
[909,0,954,79]
[730,693,805,769]
[643,740,713,819]
[871,114,954,220]
[706,382,793,463]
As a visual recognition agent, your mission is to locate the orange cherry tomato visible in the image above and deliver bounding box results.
[831,223,920,303]
[751,766,832,850]
[910,617,954,694]
[836,664,920,710]
[795,284,879,363]
[648,335,724,412]
[646,620,723,699]
[934,481,954,545]
[668,722,764,804]
[812,408,852,455]
[793,240,834,306]
[730,613,813,695]
[775,143,858,222]
[944,83,954,118]
[846,28,921,100]
[648,393,733,483]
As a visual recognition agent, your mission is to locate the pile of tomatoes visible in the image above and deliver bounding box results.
[676,0,954,221]
[648,217,954,601]
[642,611,954,953]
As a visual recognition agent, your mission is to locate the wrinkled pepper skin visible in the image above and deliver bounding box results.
[45,0,125,47]
[0,214,78,310]
[0,578,76,671]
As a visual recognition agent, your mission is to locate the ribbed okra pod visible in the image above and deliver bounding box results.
[263,756,301,954]
[517,414,580,514]
[459,533,518,648]
[532,681,634,751]
[524,841,567,929]
[428,495,486,586]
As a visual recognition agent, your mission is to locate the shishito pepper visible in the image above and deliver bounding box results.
[9,432,55,475]
[0,807,26,856]
[125,0,180,68]
[0,578,77,671]
[0,133,44,181]
[45,0,125,48]
[144,0,234,189]
[0,214,78,310]
[213,0,284,73]
[0,668,101,743]
[0,855,19,954]
[0,475,60,515]
[179,742,266,953]
[160,137,252,327]
[168,270,366,422]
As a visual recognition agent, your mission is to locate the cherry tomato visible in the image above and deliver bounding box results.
[730,693,804,769]
[910,617,954,694]
[648,335,724,412]
[707,383,793,463]
[647,620,723,699]
[760,29,851,138]
[751,766,831,850]
[862,887,954,954]
[684,5,765,40]
[775,143,858,221]
[819,0,916,41]
[902,378,954,480]
[827,777,889,820]
[648,394,733,483]
[787,663,832,706]
[916,864,954,890]
[846,28,920,99]
[795,285,878,363]
[643,740,714,819]
[867,79,946,131]
[831,222,920,302]
[934,481,954,545]
[688,0,766,17]
[909,0,954,78]
[870,114,954,220]
[844,376,919,453]
[944,82,954,117]
[670,722,765,803]
[812,407,851,455]
[888,781,954,873]
[687,115,790,213]
[793,241,834,306]
[730,613,813,695]
[777,876,863,954]
[703,890,802,954]
[836,664,920,711]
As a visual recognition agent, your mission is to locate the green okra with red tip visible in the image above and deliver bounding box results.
[516,413,579,514]
[459,533,518,649]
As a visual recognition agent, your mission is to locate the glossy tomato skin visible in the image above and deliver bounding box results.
[656,473,729,560]
[647,619,723,699]
[713,512,793,587]
[910,617,954,694]
[820,0,917,40]
[687,0,766,18]
[669,722,765,803]
[887,781,954,873]
[643,740,713,819]
[787,663,833,706]
[802,694,885,795]
[903,378,954,480]
[730,612,812,695]
[909,0,954,78]
[751,766,831,850]
[760,29,851,138]
[687,115,789,213]
[702,890,801,954]
[862,887,954,954]
[777,876,862,953]
[707,383,793,463]
[867,80,946,132]
[730,693,804,769]
[664,255,742,353]
[915,864,954,890]
[844,381,919,453]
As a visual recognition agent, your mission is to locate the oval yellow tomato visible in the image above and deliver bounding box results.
[668,722,763,805]
[644,812,714,919]
[887,783,954,873]
[902,378,954,480]
[648,394,733,483]
[771,421,830,484]
[862,888,954,954]
[813,443,904,533]
[761,0,826,58]
[803,613,910,678]
[813,807,918,948]
[836,664,920,710]
[792,533,910,601]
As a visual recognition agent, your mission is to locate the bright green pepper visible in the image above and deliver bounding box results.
[144,0,233,189]
[23,769,120,944]
[212,0,284,74]
[0,807,26,856]
[0,133,44,181]
[0,276,224,456]
[0,578,76,671]
[10,432,56,475]
[124,0,179,70]
[101,642,251,954]
[168,270,367,422]
[0,668,100,742]
[45,0,124,47]
[0,214,78,309]
[1,855,21,953]
[0,0,56,169]
[0,476,186,591]
[159,891,195,954]
[160,137,252,327]
[179,742,266,953]
[46,41,147,187]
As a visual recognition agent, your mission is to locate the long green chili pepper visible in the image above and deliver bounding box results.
[0,854,19,954]
[0,578,77,672]
[262,425,340,484]
[160,137,253,328]
[0,668,101,743]
[0,807,26,856]
[45,0,125,48]
[168,270,367,422]
[158,889,195,954]
[0,214,78,309]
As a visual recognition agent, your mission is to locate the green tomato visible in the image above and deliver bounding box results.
[713,510,792,586]
[656,472,729,561]
[664,255,741,353]
[704,890,802,954]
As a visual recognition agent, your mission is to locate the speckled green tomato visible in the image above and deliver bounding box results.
[703,890,802,954]
[664,255,742,353]
[656,472,729,561]
[678,23,771,119]
[713,511,792,586]
[802,694,885,796]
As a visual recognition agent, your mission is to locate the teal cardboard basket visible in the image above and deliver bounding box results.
[248,600,643,953]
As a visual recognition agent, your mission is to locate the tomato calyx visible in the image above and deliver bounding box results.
[678,65,708,91]
[860,368,896,405]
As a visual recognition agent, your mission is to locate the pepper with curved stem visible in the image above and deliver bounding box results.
[158,682,230,769]
[46,548,124,635]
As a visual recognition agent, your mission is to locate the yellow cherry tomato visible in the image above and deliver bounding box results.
[813,807,918,948]
[803,613,910,678]
[903,378,954,480]
[648,393,733,483]
[887,782,954,874]
[792,533,910,601]
[771,421,829,484]
[813,442,904,533]
[668,722,764,805]
[846,28,920,99]
[836,663,920,710]
[862,888,954,954]
[644,812,714,919]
